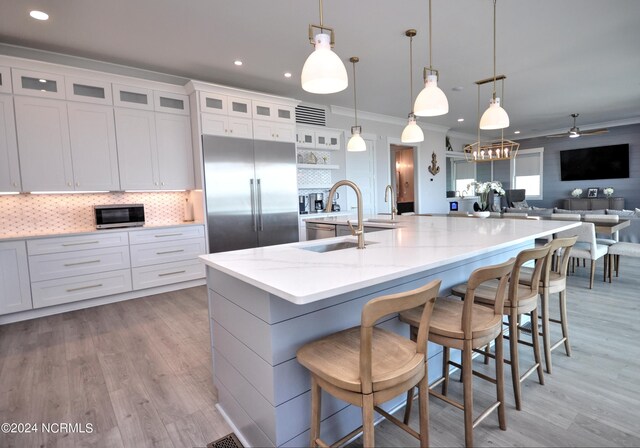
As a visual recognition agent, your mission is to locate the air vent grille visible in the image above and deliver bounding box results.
[295,105,326,126]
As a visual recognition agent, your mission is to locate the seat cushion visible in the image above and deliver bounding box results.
[296,326,423,393]
[596,238,617,246]
[451,280,537,309]
[608,242,640,257]
[572,243,608,260]
[400,297,502,341]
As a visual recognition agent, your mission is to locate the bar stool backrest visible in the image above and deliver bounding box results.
[551,213,581,221]
[543,236,578,284]
[461,258,515,337]
[359,279,441,394]
[511,245,552,307]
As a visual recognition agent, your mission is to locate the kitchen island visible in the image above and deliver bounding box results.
[199,215,580,447]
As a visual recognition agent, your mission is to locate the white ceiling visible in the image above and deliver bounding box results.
[1,0,639,137]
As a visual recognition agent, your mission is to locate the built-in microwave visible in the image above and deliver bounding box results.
[94,204,145,229]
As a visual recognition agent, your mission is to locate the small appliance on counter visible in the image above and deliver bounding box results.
[308,193,324,213]
[94,204,145,229]
[331,192,341,211]
[299,195,308,214]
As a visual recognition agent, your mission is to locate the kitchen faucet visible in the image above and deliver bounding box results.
[325,180,365,249]
[384,184,397,220]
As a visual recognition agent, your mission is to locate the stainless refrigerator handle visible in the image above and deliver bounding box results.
[250,179,257,232]
[257,178,264,231]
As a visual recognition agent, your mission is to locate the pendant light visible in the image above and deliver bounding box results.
[301,0,348,94]
[401,29,424,144]
[413,0,449,117]
[347,57,366,152]
[479,0,509,130]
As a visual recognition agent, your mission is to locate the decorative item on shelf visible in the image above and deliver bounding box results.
[603,187,614,197]
[427,151,440,175]
[308,152,318,164]
[413,0,448,117]
[571,188,583,198]
[467,180,505,212]
[297,152,304,164]
[301,0,348,94]
[587,188,598,198]
[401,29,424,144]
[446,135,453,152]
[479,0,509,130]
[347,56,367,152]
[321,156,328,164]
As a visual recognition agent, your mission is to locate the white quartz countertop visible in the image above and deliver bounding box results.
[0,221,204,242]
[200,215,580,305]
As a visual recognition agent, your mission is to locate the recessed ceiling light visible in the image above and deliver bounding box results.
[39,79,47,83]
[452,86,464,92]
[234,60,243,66]
[284,72,292,78]
[30,10,49,20]
[514,130,521,134]
[457,118,464,122]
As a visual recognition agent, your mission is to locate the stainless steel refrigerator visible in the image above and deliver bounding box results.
[202,135,299,253]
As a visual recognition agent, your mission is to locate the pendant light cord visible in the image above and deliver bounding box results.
[492,0,497,99]
[428,0,433,69]
[409,34,414,113]
[352,61,358,126]
[319,0,323,26]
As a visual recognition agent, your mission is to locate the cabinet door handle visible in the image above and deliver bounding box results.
[156,249,184,255]
[76,182,80,187]
[158,270,186,277]
[64,259,101,267]
[154,233,182,238]
[257,178,263,231]
[250,179,257,232]
[62,240,99,247]
[67,283,103,292]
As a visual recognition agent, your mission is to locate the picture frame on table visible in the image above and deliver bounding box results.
[587,188,598,198]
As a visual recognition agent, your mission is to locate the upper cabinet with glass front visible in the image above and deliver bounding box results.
[0,66,11,94]
[11,69,66,99]
[113,84,154,110]
[199,91,252,119]
[252,101,294,124]
[154,91,190,115]
[65,76,113,105]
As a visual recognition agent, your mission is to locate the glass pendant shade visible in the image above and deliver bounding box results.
[301,33,348,94]
[479,97,509,130]
[414,74,449,116]
[401,115,424,143]
[347,127,366,152]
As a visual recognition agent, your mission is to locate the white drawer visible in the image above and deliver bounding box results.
[29,246,131,282]
[27,232,129,255]
[132,260,205,290]
[130,238,205,267]
[128,226,204,245]
[31,269,132,309]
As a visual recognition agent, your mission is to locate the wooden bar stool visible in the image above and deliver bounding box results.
[399,259,515,447]
[450,245,551,411]
[519,236,577,374]
[296,279,441,448]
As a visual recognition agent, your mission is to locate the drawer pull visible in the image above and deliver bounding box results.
[154,233,182,238]
[62,240,100,247]
[66,283,103,292]
[158,270,186,277]
[156,249,184,255]
[64,259,101,267]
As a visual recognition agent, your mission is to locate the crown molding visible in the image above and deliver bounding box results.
[329,105,450,133]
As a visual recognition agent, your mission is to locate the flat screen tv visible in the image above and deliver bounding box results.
[560,144,629,181]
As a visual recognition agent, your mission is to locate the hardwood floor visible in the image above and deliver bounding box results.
[1,256,639,447]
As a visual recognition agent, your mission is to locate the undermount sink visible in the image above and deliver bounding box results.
[300,241,376,253]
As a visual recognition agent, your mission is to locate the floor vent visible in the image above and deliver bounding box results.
[207,433,244,448]
[295,105,326,126]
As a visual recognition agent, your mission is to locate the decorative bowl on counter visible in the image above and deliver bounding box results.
[473,211,491,218]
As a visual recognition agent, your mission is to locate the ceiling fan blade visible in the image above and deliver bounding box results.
[546,132,569,138]
[581,128,609,136]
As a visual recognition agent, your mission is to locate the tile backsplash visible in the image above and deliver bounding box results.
[0,191,191,236]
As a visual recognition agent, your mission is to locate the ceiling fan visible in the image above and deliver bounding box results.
[546,113,609,138]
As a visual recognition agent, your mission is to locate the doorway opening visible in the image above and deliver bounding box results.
[390,144,416,214]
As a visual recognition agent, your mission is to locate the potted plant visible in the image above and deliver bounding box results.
[467,180,505,215]
[603,187,614,198]
[571,188,583,198]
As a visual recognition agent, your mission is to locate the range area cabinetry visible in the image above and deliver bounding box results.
[0,224,206,319]
[296,126,343,190]
[2,57,196,192]
[562,197,624,210]
[0,241,32,315]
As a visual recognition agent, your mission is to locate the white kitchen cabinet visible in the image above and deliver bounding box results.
[252,101,295,123]
[154,91,189,115]
[155,112,195,189]
[115,107,159,190]
[128,225,204,244]
[27,231,129,255]
[315,130,342,150]
[113,84,154,110]
[0,66,12,94]
[0,241,32,315]
[65,76,113,105]
[67,102,121,191]
[14,96,74,191]
[252,119,295,143]
[11,68,66,99]
[201,113,253,139]
[199,91,252,119]
[130,238,206,267]
[0,94,21,192]
[296,128,316,148]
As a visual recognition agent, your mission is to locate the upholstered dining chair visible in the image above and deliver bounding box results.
[556,222,608,289]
